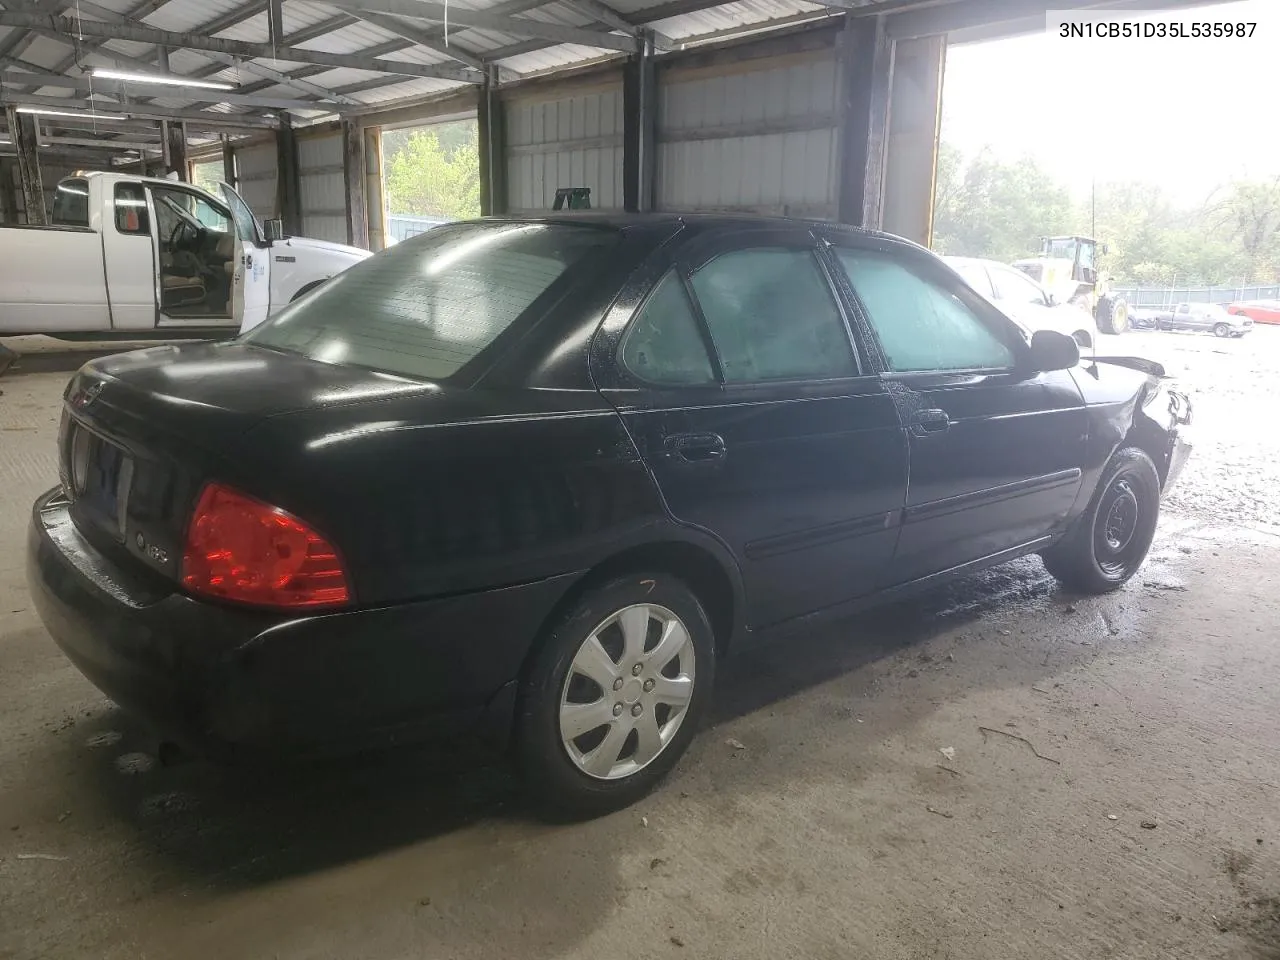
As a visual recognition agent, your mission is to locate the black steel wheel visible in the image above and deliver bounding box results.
[1041,447,1161,593]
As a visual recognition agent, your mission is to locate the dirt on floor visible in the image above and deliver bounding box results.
[2,329,1280,960]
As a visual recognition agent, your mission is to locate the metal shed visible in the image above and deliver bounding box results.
[0,0,1240,246]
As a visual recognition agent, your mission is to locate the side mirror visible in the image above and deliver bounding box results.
[1029,329,1080,372]
[263,218,285,243]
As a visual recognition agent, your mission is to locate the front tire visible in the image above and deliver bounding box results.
[515,572,715,818]
[1213,322,1230,338]
[1096,295,1130,335]
[1041,447,1161,594]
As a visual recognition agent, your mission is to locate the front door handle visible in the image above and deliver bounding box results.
[665,432,726,464]
[909,409,951,437]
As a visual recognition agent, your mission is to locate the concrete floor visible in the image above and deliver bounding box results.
[2,330,1280,960]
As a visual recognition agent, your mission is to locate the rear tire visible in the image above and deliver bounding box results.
[515,572,715,819]
[1040,447,1161,594]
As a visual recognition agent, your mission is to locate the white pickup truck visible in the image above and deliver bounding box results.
[0,172,371,339]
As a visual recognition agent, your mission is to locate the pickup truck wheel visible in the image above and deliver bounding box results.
[1213,322,1230,338]
[1041,447,1160,594]
[515,573,714,819]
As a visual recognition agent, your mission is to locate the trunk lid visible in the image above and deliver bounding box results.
[60,341,439,586]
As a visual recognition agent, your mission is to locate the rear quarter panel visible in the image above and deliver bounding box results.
[234,390,671,606]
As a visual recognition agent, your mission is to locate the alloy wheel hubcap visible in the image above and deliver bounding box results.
[558,603,696,781]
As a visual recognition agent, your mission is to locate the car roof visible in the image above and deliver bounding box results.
[474,212,918,247]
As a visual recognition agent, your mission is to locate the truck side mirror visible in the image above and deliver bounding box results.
[263,218,285,243]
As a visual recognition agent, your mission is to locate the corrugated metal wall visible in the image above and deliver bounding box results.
[504,81,624,214]
[234,142,278,222]
[655,52,840,219]
[298,131,347,243]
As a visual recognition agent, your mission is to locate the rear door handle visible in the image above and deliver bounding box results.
[909,409,951,437]
[665,432,726,463]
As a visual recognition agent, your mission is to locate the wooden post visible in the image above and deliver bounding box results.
[5,105,45,224]
[363,127,386,251]
[880,34,946,246]
[836,15,894,229]
[343,119,369,249]
[275,111,302,235]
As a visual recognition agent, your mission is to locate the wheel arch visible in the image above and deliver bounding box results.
[1122,405,1176,488]
[289,278,329,303]
[523,532,746,685]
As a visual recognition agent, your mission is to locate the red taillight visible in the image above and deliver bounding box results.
[181,483,350,609]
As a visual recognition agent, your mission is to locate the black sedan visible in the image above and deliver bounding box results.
[28,215,1192,815]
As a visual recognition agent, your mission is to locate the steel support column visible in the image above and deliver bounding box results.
[623,30,657,213]
[165,120,189,180]
[275,111,302,235]
[343,120,370,249]
[4,105,44,224]
[880,34,945,246]
[0,158,17,224]
[363,127,386,251]
[477,68,507,216]
[221,134,237,186]
[835,14,893,228]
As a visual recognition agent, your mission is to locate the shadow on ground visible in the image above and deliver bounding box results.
[32,555,1071,889]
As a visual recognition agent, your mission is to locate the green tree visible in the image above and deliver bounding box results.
[932,148,1074,262]
[383,124,480,220]
[1208,177,1280,282]
[931,144,1280,286]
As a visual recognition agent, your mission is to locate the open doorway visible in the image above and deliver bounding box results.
[381,118,479,244]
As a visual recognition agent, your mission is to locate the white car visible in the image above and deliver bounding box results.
[945,255,1097,348]
[0,172,371,338]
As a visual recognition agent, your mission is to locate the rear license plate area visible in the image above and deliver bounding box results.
[68,423,132,538]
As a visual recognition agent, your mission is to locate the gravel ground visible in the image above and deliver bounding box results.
[2,328,1280,960]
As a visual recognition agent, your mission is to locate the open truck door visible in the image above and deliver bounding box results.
[217,182,272,332]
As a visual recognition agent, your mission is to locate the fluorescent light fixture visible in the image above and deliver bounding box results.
[91,67,234,91]
[15,106,132,121]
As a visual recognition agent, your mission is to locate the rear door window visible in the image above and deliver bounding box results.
[620,270,716,385]
[688,247,858,382]
[51,179,89,227]
[246,222,618,380]
[113,183,150,235]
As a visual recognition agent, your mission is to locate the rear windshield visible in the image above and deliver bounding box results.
[245,221,617,380]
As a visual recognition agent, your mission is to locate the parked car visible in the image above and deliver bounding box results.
[28,216,1192,815]
[1130,307,1163,329]
[1157,302,1253,337]
[0,172,370,338]
[944,255,1097,347]
[1227,299,1280,325]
